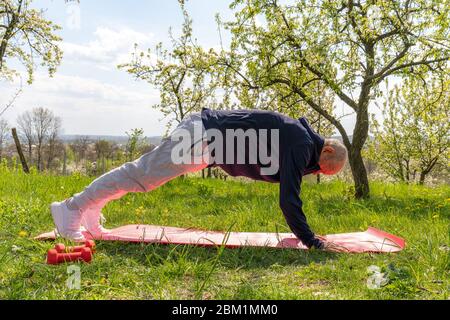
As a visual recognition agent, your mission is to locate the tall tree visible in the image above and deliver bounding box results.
[214,0,449,198]
[45,115,62,170]
[31,107,54,171]
[367,74,449,184]
[0,0,63,83]
[17,107,60,171]
[16,109,34,163]
[94,139,113,174]
[120,6,225,130]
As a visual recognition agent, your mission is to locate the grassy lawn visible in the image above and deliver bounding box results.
[0,166,448,300]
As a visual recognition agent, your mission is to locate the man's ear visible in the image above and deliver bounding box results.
[322,146,335,154]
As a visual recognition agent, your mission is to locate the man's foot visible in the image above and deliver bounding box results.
[81,208,110,238]
[50,201,85,241]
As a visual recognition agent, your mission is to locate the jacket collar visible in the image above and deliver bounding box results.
[299,117,325,175]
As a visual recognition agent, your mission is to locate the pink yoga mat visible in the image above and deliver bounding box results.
[36,224,405,253]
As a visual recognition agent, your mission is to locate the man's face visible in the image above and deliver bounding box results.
[313,166,341,176]
[316,165,342,175]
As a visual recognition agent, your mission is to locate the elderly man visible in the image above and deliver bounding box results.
[51,108,347,250]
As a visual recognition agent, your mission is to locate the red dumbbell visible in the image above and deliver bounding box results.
[54,240,96,253]
[47,247,93,265]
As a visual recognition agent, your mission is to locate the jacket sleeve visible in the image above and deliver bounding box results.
[279,144,323,249]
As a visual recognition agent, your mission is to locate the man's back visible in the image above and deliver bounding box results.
[200,108,324,180]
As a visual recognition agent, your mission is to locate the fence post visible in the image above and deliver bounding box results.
[11,128,30,174]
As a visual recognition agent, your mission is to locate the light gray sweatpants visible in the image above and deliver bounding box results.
[69,113,209,211]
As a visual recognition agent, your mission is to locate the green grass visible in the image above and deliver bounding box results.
[0,166,448,300]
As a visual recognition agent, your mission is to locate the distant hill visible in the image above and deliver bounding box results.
[61,134,360,146]
[61,135,163,146]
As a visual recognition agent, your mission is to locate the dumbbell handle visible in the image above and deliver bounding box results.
[47,247,92,265]
[55,240,95,253]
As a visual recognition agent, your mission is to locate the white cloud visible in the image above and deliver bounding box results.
[31,73,158,104]
[0,73,169,136]
[61,26,155,69]
[0,23,168,136]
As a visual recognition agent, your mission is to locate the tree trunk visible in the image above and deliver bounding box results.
[27,143,32,164]
[207,167,212,178]
[0,0,23,69]
[405,160,411,183]
[62,147,67,175]
[348,146,370,199]
[37,144,42,171]
[351,103,370,197]
[419,172,426,185]
[0,21,14,70]
[11,128,30,174]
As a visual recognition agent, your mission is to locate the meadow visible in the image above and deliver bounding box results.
[0,166,448,300]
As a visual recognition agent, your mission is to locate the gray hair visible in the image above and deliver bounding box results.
[322,138,348,172]
[325,138,347,161]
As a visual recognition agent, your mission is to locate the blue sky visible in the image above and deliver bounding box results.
[1,0,359,136]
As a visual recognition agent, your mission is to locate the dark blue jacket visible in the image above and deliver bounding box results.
[201,108,324,249]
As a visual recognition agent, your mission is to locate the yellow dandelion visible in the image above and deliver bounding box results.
[18,231,28,237]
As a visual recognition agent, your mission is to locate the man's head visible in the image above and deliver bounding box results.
[317,139,348,175]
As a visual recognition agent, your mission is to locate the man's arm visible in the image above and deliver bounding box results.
[279,145,324,249]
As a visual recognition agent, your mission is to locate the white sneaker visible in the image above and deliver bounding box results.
[81,208,110,238]
[50,201,85,241]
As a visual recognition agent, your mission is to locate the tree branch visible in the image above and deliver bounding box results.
[374,56,449,85]
[368,43,412,82]
[374,29,400,43]
[272,1,359,110]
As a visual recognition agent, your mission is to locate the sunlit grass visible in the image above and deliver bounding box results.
[0,166,448,299]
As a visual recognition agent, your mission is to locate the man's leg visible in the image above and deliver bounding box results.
[51,113,209,240]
